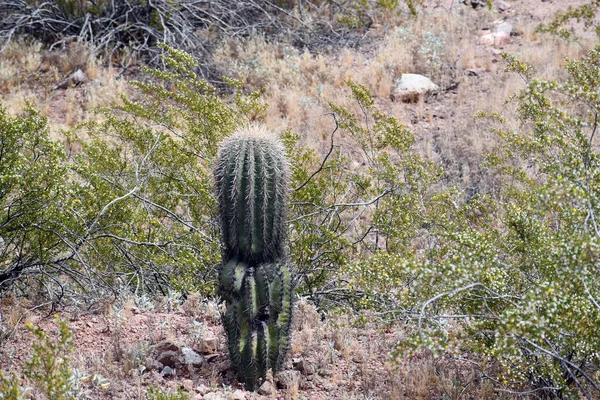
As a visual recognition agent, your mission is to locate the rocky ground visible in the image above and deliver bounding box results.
[1,298,424,399]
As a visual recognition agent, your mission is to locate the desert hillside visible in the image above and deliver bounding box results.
[1,0,599,399]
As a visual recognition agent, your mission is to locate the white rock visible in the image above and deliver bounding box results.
[72,69,88,84]
[181,347,204,367]
[230,390,246,400]
[391,74,439,102]
[494,20,513,34]
[204,393,228,400]
[479,31,510,48]
[195,384,210,395]
[496,0,510,11]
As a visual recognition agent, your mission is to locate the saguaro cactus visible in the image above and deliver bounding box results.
[215,126,293,391]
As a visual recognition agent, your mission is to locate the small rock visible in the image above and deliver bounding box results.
[198,332,218,354]
[155,340,179,354]
[204,354,219,363]
[204,393,228,400]
[145,358,163,372]
[391,74,439,103]
[196,384,211,395]
[181,379,194,392]
[162,366,176,377]
[494,21,513,35]
[479,31,510,48]
[352,354,365,363]
[292,358,314,375]
[466,0,486,8]
[276,370,301,389]
[496,0,510,11]
[181,347,204,367]
[72,69,88,84]
[230,389,246,400]
[257,380,275,396]
[194,394,203,400]
[157,350,180,368]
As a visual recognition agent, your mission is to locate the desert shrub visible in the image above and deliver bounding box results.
[0,373,29,400]
[386,46,600,398]
[0,45,267,303]
[66,45,267,296]
[24,317,74,399]
[286,82,441,307]
[0,105,71,295]
[536,0,600,42]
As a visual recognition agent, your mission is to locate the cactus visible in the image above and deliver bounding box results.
[214,126,289,264]
[215,126,294,391]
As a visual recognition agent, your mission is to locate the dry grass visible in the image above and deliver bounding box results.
[0,39,128,135]
[209,4,596,194]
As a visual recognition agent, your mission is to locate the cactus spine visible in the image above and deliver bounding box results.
[215,126,293,391]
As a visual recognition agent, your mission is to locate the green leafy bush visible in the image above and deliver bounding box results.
[0,105,70,293]
[0,44,268,302]
[286,81,440,308]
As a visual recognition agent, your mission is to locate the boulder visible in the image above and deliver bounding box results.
[154,340,179,354]
[391,74,439,103]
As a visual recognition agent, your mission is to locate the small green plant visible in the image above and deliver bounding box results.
[24,317,75,400]
[123,342,152,376]
[0,373,32,399]
[0,317,84,399]
[418,32,445,69]
[215,126,294,391]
